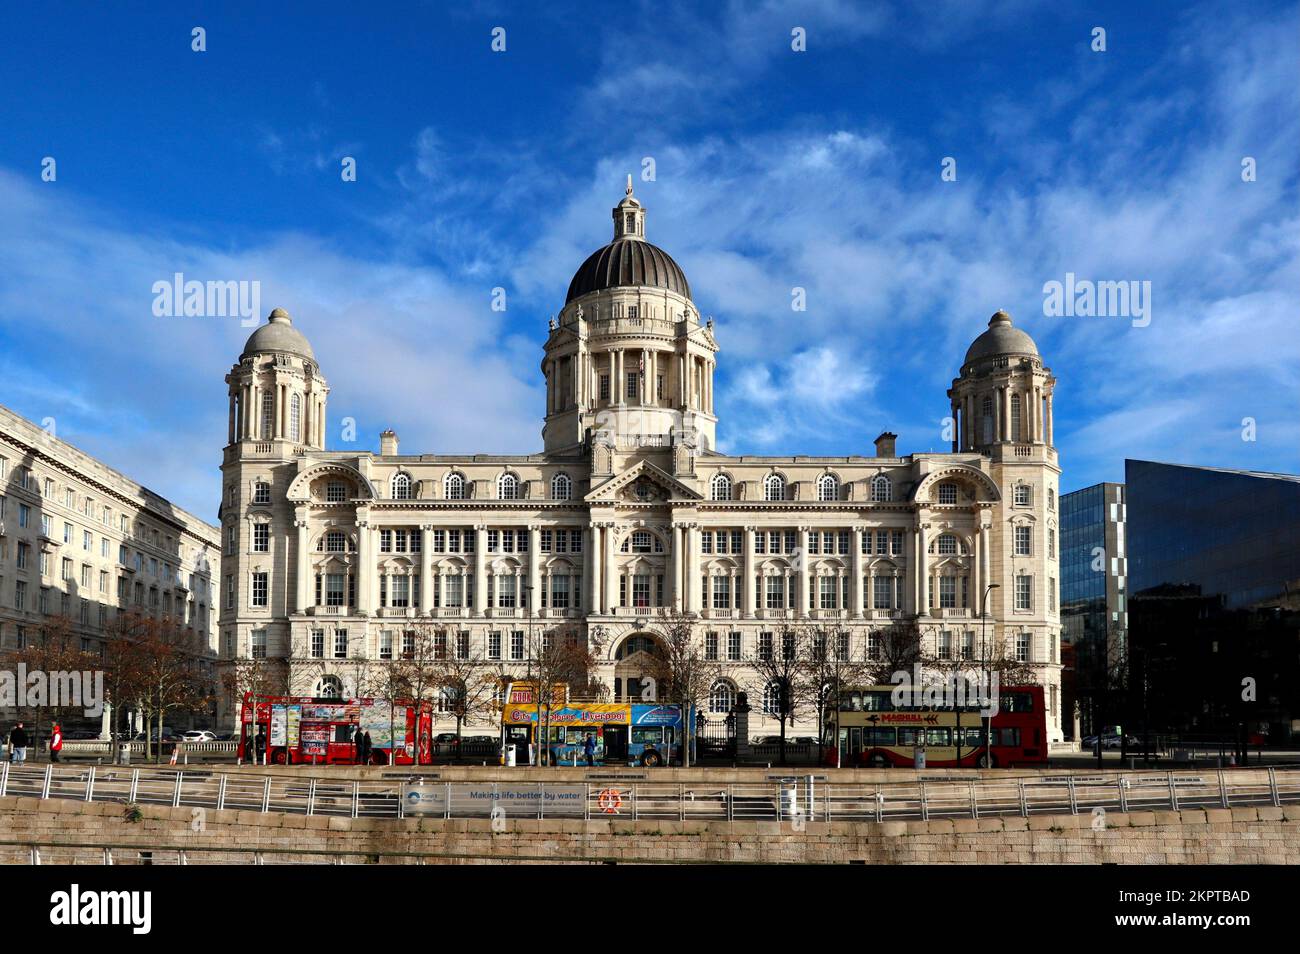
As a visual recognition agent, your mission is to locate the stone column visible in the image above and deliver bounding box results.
[743,527,756,618]
[668,525,681,611]
[686,525,701,612]
[227,396,237,444]
[419,525,433,615]
[356,515,372,613]
[797,526,810,618]
[1003,386,1013,442]
[587,525,601,614]
[528,525,541,614]
[979,521,991,617]
[851,527,864,617]
[295,516,310,613]
[603,523,617,614]
[473,525,487,616]
[1045,393,1055,446]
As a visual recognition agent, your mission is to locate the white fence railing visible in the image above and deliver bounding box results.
[2,762,1296,824]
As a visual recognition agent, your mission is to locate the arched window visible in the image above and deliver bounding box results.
[709,680,736,714]
[391,472,412,500]
[550,473,572,501]
[289,393,302,443]
[260,390,274,440]
[253,481,271,505]
[763,473,786,502]
[1011,393,1022,443]
[314,675,343,700]
[816,474,839,502]
[444,473,466,500]
[710,473,733,501]
[497,473,520,500]
[762,680,785,717]
[320,530,349,553]
[937,482,958,505]
[870,475,892,503]
[936,533,958,555]
[981,396,995,444]
[621,530,661,554]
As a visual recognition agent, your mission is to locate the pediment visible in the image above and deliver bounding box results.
[585,459,702,503]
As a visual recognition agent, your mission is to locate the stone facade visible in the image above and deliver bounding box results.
[216,184,1064,740]
[0,403,220,728]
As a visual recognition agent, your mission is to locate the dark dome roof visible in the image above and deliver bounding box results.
[565,238,691,304]
[242,308,315,361]
[964,310,1039,364]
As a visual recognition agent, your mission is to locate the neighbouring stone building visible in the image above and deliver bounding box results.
[0,403,221,732]
[217,182,1064,740]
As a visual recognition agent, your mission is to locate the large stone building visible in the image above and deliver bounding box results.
[217,182,1065,740]
[0,403,221,731]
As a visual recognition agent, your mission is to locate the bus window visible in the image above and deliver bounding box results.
[865,727,897,746]
[864,691,894,712]
[994,728,1021,747]
[898,727,920,746]
[333,724,354,744]
[1000,693,1033,713]
[631,727,663,746]
[841,691,863,711]
[962,727,983,749]
[925,727,952,747]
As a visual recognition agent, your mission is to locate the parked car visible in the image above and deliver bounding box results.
[432,732,461,746]
[181,730,217,743]
[752,735,785,745]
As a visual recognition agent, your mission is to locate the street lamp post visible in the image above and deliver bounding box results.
[980,583,1000,767]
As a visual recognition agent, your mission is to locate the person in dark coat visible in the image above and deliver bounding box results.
[362,731,373,765]
[9,723,29,763]
[253,728,267,765]
[583,732,597,767]
[354,725,364,764]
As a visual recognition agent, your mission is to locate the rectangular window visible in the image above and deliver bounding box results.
[510,631,524,660]
[250,573,268,607]
[705,632,719,661]
[758,632,773,661]
[488,631,502,660]
[728,631,741,661]
[939,576,956,608]
[599,375,610,401]
[456,631,470,660]
[325,573,345,606]
[712,576,731,610]
[311,629,325,658]
[551,575,570,609]
[1015,574,1032,611]
[1014,525,1031,556]
[1016,630,1030,662]
[873,575,892,609]
[1014,485,1031,507]
[253,523,270,552]
[764,576,785,610]
[251,629,267,659]
[335,630,349,659]
[819,576,837,609]
[626,372,639,399]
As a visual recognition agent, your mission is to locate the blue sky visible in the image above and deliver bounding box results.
[1,0,1297,519]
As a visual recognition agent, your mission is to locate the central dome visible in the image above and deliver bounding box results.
[565,239,691,303]
[565,178,691,304]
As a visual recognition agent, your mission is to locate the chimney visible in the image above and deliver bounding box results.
[874,431,897,458]
[379,429,399,456]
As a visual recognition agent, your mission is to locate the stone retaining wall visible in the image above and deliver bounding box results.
[1,796,1294,864]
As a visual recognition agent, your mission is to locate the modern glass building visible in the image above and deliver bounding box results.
[1060,483,1126,739]
[1126,460,1300,744]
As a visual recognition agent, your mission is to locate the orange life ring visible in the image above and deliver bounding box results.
[597,788,624,815]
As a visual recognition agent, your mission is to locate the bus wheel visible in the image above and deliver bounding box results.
[977,753,995,768]
[641,750,662,768]
[869,753,890,768]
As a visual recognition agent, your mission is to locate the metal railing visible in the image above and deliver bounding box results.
[3,762,1297,824]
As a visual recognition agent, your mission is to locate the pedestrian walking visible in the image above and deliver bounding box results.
[253,727,267,765]
[583,732,597,767]
[362,730,373,765]
[50,723,63,763]
[9,723,29,763]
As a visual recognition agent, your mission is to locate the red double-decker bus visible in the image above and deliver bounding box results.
[240,693,433,765]
[825,684,1047,768]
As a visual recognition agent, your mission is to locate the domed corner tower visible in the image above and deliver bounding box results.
[950,310,1062,731]
[541,177,718,457]
[218,308,330,689]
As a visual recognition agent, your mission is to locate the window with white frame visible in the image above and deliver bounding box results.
[253,481,271,505]
[550,473,572,500]
[1014,484,1031,507]
[763,473,785,502]
[251,629,267,658]
[326,481,346,502]
[710,473,733,501]
[937,482,958,505]
[1015,574,1032,610]
[391,473,413,500]
[250,572,268,607]
[870,475,892,502]
[334,629,349,658]
[1014,525,1031,556]
[252,523,270,553]
[816,473,839,502]
[498,473,520,500]
[709,680,735,714]
[289,393,302,442]
[1016,630,1030,662]
[762,681,785,716]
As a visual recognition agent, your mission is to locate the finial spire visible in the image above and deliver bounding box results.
[626,174,634,196]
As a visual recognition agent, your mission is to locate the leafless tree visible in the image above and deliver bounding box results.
[646,607,721,767]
